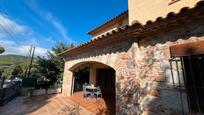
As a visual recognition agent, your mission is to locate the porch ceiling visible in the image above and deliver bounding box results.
[59,1,204,58]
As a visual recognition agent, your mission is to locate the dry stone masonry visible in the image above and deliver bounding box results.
[62,16,204,114]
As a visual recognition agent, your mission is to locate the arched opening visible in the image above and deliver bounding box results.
[70,61,116,114]
[73,67,90,92]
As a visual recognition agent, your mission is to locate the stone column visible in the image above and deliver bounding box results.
[62,63,74,96]
[115,51,139,115]
[89,64,96,85]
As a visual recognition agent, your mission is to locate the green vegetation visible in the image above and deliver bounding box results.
[0,42,74,87]
[0,47,5,54]
[47,43,74,82]
[11,65,24,79]
[0,55,28,78]
[35,57,61,86]
[0,55,28,65]
[34,42,74,86]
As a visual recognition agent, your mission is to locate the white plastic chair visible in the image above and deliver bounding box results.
[83,83,91,98]
[94,86,102,99]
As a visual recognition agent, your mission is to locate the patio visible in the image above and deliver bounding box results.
[0,94,100,115]
[0,93,114,115]
[70,92,115,115]
[69,62,116,114]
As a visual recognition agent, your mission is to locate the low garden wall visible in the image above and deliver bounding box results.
[0,82,21,105]
[21,88,62,96]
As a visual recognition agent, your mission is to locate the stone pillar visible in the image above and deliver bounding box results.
[115,51,139,115]
[89,64,96,85]
[62,63,73,96]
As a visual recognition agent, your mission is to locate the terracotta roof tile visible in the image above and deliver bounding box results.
[59,1,204,57]
[88,10,128,35]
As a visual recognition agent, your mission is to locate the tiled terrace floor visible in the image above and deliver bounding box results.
[0,94,92,115]
[0,92,115,115]
[69,92,114,115]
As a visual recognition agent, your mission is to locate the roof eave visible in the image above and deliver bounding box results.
[87,10,128,35]
[59,1,204,58]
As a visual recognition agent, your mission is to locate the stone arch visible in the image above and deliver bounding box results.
[62,59,118,96]
[62,47,139,115]
[69,60,116,72]
[63,59,118,114]
[62,50,139,95]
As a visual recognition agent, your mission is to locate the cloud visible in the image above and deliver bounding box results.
[45,12,74,43]
[43,37,57,44]
[27,0,75,43]
[17,45,48,57]
[0,38,48,57]
[0,2,67,57]
[0,13,51,57]
[0,38,15,46]
[0,13,28,35]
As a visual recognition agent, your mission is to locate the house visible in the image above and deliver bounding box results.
[59,0,204,114]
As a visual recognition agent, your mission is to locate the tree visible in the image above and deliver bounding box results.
[35,57,60,86]
[47,42,74,82]
[11,65,23,79]
[0,47,5,54]
[49,42,74,55]
[35,42,74,86]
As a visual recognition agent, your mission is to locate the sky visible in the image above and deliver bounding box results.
[0,0,128,57]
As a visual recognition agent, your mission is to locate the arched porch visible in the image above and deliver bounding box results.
[68,61,116,114]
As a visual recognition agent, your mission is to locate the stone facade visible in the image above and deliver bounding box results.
[62,17,204,115]
[62,38,134,96]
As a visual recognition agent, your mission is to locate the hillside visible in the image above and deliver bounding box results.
[0,55,29,77]
[0,55,28,66]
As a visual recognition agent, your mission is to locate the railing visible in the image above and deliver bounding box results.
[0,81,21,105]
[169,54,204,114]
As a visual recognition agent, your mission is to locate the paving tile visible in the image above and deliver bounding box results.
[0,94,92,115]
[68,92,115,115]
[0,92,115,115]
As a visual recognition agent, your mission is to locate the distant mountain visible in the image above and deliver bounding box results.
[0,55,30,77]
[0,54,28,67]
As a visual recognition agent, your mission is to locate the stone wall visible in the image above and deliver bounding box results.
[62,18,204,115]
[62,39,135,96]
[132,19,204,115]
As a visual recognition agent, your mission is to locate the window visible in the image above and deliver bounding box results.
[169,55,204,113]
